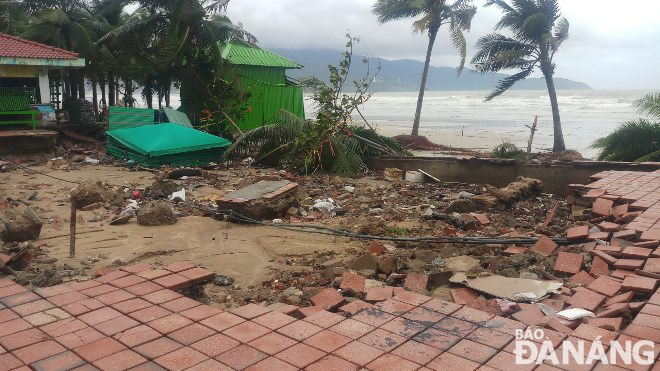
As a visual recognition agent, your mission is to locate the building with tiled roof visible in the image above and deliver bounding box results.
[0,32,84,107]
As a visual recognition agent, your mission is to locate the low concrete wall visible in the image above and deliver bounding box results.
[0,130,57,155]
[367,156,660,194]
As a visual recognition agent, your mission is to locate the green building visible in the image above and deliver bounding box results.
[219,42,304,130]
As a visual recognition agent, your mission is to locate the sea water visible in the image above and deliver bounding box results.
[305,90,650,159]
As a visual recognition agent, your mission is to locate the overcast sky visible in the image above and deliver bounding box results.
[226,0,660,90]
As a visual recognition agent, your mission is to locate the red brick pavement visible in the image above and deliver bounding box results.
[0,260,659,370]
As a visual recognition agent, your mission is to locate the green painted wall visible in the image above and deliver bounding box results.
[233,66,304,130]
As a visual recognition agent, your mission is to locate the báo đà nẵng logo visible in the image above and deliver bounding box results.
[513,329,655,366]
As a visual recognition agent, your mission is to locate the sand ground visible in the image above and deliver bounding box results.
[1,164,359,287]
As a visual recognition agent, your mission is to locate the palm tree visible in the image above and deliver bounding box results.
[99,0,254,108]
[591,93,660,162]
[471,0,569,152]
[373,0,477,136]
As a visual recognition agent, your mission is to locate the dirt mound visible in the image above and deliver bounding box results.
[393,135,450,151]
[137,201,177,226]
[72,181,112,209]
[0,206,43,242]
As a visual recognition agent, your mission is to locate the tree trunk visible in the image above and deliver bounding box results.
[144,79,153,109]
[542,64,566,152]
[91,74,98,121]
[165,84,170,107]
[78,74,85,100]
[62,70,70,109]
[126,79,133,107]
[100,73,106,105]
[411,28,438,136]
[108,71,115,106]
[69,70,78,100]
[116,78,120,106]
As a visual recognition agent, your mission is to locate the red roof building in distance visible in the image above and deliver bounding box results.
[0,32,79,59]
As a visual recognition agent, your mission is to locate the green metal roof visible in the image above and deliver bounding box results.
[219,42,302,69]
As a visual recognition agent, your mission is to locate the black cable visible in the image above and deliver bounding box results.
[0,155,81,184]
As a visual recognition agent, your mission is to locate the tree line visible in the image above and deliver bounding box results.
[0,0,253,121]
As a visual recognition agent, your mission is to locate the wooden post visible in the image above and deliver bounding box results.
[69,198,77,257]
[525,116,538,158]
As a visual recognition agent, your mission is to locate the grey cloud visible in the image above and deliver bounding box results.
[227,0,660,89]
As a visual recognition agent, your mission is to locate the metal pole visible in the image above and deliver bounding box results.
[69,199,77,257]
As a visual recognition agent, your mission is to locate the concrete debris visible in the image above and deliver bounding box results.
[137,201,177,226]
[0,206,43,242]
[71,180,113,209]
[217,180,299,219]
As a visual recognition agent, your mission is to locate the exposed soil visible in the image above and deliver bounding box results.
[0,146,572,310]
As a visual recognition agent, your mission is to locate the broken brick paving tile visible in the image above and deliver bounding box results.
[338,300,373,315]
[567,288,606,312]
[572,323,617,343]
[587,231,611,241]
[585,189,607,199]
[621,246,654,259]
[163,261,195,273]
[310,288,345,311]
[595,244,622,255]
[403,272,429,293]
[598,222,621,232]
[622,276,658,293]
[609,269,638,279]
[635,240,660,248]
[592,198,614,216]
[474,214,490,225]
[570,271,595,285]
[531,236,558,256]
[613,229,639,240]
[554,252,584,274]
[178,268,215,284]
[613,259,645,270]
[604,291,635,307]
[339,271,365,294]
[503,246,526,255]
[449,287,479,306]
[589,257,610,276]
[643,258,660,273]
[566,226,589,241]
[585,317,623,331]
[590,250,618,265]
[365,286,393,303]
[586,276,622,297]
[392,287,432,306]
[596,303,629,318]
[612,203,629,218]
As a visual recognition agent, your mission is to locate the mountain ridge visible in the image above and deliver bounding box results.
[272,48,591,92]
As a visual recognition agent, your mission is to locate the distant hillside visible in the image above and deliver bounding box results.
[272,48,591,92]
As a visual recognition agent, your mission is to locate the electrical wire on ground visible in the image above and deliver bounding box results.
[1,155,570,246]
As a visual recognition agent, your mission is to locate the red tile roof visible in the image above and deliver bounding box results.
[0,32,79,59]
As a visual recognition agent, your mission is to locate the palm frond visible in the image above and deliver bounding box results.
[634,93,660,120]
[485,66,534,101]
[222,109,312,165]
[327,136,367,175]
[97,12,161,43]
[372,0,425,24]
[591,119,660,162]
[552,17,569,47]
[449,20,467,73]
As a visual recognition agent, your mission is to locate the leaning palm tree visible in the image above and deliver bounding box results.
[373,0,477,136]
[591,93,660,162]
[471,0,569,152]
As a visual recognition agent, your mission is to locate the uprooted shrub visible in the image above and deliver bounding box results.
[492,142,526,159]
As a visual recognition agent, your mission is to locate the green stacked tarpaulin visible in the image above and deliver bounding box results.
[162,107,192,128]
[108,107,156,131]
[106,124,231,167]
